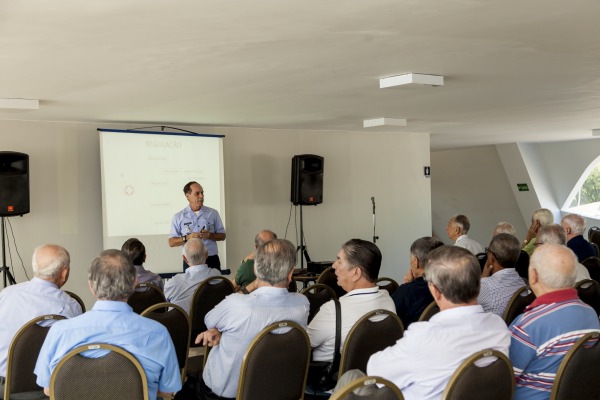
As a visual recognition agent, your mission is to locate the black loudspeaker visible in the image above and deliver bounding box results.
[291,154,324,205]
[0,152,30,216]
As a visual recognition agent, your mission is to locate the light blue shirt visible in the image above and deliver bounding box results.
[135,264,164,292]
[163,264,221,315]
[34,300,181,399]
[169,205,225,256]
[0,277,82,376]
[203,287,309,398]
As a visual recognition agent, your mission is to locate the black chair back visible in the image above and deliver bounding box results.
[301,284,338,323]
[189,276,234,345]
[339,310,404,378]
[317,267,347,299]
[551,331,600,400]
[376,277,400,295]
[442,349,513,400]
[581,257,600,283]
[4,315,66,398]
[50,343,148,400]
[575,279,600,316]
[502,286,534,325]
[236,321,310,400]
[63,290,86,312]
[141,302,191,381]
[418,301,440,322]
[127,283,166,314]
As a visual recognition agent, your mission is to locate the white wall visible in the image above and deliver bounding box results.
[431,145,528,247]
[0,120,432,307]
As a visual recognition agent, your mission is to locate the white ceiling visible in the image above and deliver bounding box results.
[2,0,600,150]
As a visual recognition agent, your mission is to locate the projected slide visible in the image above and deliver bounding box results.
[99,130,224,237]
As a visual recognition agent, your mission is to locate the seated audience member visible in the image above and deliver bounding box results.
[164,238,220,314]
[478,233,525,317]
[307,239,395,363]
[34,249,181,399]
[522,208,554,255]
[493,221,517,237]
[536,224,590,282]
[355,246,510,400]
[0,244,82,390]
[231,229,277,292]
[121,238,164,291]
[392,237,444,328]
[446,214,485,255]
[510,243,600,400]
[561,213,596,262]
[185,239,308,400]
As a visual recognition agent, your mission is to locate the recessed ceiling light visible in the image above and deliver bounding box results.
[363,118,407,128]
[0,98,39,110]
[380,73,444,88]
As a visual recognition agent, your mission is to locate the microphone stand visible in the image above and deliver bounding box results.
[371,197,379,244]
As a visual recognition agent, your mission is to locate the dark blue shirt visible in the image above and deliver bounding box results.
[567,235,596,262]
[391,277,433,329]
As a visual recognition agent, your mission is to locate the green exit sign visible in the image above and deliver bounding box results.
[517,183,529,192]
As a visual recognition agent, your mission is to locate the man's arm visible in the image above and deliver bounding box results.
[306,300,335,348]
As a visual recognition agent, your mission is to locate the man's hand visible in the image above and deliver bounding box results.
[403,269,414,284]
[195,328,222,347]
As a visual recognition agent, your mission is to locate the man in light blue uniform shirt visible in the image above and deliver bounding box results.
[0,244,82,389]
[181,239,309,400]
[164,238,221,315]
[168,181,226,271]
[34,249,181,400]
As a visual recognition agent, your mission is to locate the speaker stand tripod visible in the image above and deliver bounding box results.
[1,217,17,288]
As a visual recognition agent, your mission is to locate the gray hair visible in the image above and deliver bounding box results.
[32,244,70,279]
[530,243,577,289]
[88,249,136,301]
[532,208,554,226]
[255,239,296,286]
[183,238,208,266]
[537,224,567,245]
[488,233,520,268]
[254,230,277,247]
[562,214,586,236]
[410,237,444,266]
[424,246,481,304]
[341,239,382,283]
[493,222,516,237]
[450,215,471,234]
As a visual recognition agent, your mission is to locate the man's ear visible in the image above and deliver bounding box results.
[352,265,363,282]
[528,267,538,287]
[428,282,442,302]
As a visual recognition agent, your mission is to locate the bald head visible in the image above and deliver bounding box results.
[32,244,70,283]
[255,230,277,248]
[530,243,577,292]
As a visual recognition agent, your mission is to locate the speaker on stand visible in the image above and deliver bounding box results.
[0,151,29,287]
[291,155,324,271]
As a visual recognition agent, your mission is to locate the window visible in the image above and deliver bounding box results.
[563,156,600,218]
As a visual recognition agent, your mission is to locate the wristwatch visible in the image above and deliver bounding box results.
[182,235,187,243]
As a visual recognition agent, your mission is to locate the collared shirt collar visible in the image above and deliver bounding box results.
[92,300,133,312]
[525,288,578,311]
[342,286,380,298]
[31,276,59,289]
[251,286,289,296]
[186,264,209,273]
[431,304,484,321]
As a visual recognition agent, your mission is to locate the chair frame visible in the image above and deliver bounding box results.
[49,343,149,400]
[317,267,347,298]
[236,321,311,400]
[550,330,600,400]
[141,302,191,382]
[418,301,440,322]
[375,277,400,295]
[127,282,167,314]
[189,276,234,345]
[502,286,533,325]
[441,349,513,400]
[4,314,66,399]
[574,279,600,316]
[330,375,405,400]
[339,309,404,379]
[63,290,86,312]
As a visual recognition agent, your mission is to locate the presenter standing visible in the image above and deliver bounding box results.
[168,181,226,271]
